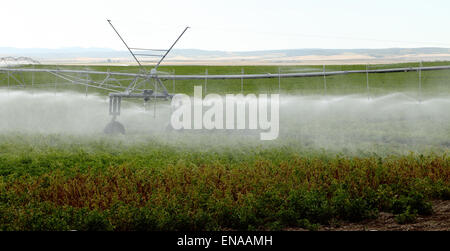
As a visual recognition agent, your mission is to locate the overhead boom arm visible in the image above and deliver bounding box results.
[107,19,146,72]
[155,26,190,70]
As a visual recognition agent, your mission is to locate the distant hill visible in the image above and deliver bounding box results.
[0,47,129,59]
[1,47,449,65]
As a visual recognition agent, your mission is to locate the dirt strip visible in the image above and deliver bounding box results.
[284,200,450,231]
[322,200,450,231]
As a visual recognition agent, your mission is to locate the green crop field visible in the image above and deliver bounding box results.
[6,61,450,97]
[0,63,449,231]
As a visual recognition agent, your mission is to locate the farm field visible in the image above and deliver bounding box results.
[8,61,450,97]
[0,63,449,231]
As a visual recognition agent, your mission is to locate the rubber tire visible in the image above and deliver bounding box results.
[103,121,126,135]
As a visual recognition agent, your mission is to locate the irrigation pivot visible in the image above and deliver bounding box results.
[1,21,450,134]
[103,20,190,133]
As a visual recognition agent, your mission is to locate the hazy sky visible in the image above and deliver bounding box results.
[2,0,450,51]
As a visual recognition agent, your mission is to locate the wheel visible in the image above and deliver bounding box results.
[103,120,126,135]
[165,122,176,132]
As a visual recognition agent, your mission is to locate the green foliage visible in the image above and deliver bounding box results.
[0,136,447,230]
[391,193,433,216]
[395,207,418,224]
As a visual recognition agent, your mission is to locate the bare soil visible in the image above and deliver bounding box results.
[320,200,450,231]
